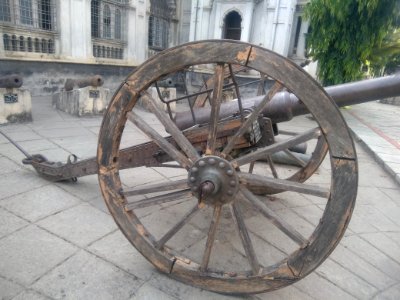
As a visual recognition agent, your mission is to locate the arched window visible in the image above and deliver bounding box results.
[27,37,33,52]
[101,45,105,57]
[48,39,54,53]
[38,0,52,30]
[0,0,11,22]
[103,5,111,38]
[19,0,34,25]
[3,34,11,51]
[115,9,122,39]
[41,38,47,53]
[11,35,17,51]
[91,0,100,38]
[19,36,25,51]
[34,38,40,52]
[223,11,242,40]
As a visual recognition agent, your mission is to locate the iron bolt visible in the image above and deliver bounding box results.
[226,170,234,176]
[199,160,206,167]
[219,162,225,168]
[208,158,216,165]
[229,180,236,187]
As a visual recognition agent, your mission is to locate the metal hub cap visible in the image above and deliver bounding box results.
[188,156,239,205]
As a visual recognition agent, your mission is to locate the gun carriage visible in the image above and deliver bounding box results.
[4,41,400,294]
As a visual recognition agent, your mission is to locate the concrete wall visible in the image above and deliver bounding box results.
[0,60,135,97]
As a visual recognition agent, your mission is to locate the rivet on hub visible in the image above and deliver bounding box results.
[226,170,234,176]
[218,162,225,168]
[190,177,196,182]
[191,167,198,173]
[227,190,234,196]
[208,158,216,165]
[199,161,206,167]
[229,180,236,187]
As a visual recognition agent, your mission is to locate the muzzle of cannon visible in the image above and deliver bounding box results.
[157,77,175,88]
[9,40,400,295]
[0,74,23,88]
[174,74,400,130]
[64,75,104,91]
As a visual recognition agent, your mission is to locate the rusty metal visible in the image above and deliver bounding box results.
[64,75,104,91]
[0,74,23,88]
[174,73,400,130]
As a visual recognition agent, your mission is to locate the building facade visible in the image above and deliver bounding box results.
[187,0,309,64]
[0,0,310,95]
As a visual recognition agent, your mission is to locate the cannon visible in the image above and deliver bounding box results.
[64,75,104,91]
[3,41,400,295]
[0,74,23,88]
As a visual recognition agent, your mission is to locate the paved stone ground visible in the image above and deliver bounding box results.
[0,96,399,300]
[343,102,400,184]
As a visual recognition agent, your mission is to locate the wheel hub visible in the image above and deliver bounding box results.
[188,156,239,205]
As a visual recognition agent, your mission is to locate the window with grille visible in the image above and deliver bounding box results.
[91,0,126,40]
[2,0,56,55]
[0,0,11,22]
[103,5,111,38]
[38,0,52,30]
[19,0,33,25]
[0,0,55,30]
[91,0,127,60]
[148,0,170,50]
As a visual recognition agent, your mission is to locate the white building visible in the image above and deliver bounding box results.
[187,0,309,64]
[0,0,310,94]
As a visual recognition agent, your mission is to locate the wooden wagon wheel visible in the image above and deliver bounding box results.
[97,40,357,294]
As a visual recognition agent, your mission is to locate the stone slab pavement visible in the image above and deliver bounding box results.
[343,102,400,185]
[0,96,399,300]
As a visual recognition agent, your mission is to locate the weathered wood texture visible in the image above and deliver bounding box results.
[97,40,358,294]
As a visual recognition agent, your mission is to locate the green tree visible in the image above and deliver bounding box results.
[369,29,400,76]
[305,0,399,86]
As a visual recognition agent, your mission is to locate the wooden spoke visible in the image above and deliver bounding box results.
[248,161,255,173]
[230,203,261,275]
[266,155,279,178]
[124,179,188,197]
[239,173,329,198]
[124,189,192,211]
[206,63,225,155]
[221,82,282,157]
[142,92,200,162]
[127,111,192,169]
[228,64,245,122]
[283,149,307,168]
[156,204,201,249]
[200,205,222,272]
[240,187,307,245]
[231,127,321,167]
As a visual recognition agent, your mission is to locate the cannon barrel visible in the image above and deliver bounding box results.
[157,77,175,88]
[175,74,400,130]
[0,75,23,88]
[64,75,104,91]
